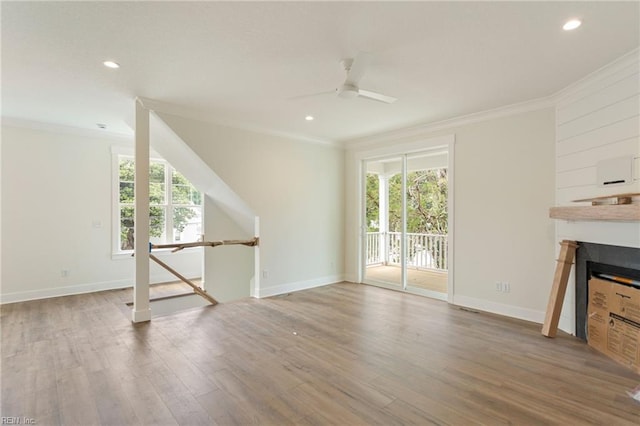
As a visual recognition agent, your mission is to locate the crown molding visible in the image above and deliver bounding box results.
[343,47,640,151]
[554,47,639,107]
[342,95,555,151]
[137,97,341,148]
[1,117,133,141]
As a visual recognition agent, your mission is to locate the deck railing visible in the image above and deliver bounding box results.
[366,231,448,271]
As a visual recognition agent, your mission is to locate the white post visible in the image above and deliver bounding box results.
[132,99,151,323]
[252,216,260,298]
[378,175,389,265]
[401,156,408,290]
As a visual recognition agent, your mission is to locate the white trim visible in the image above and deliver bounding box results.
[252,216,261,298]
[343,49,638,151]
[453,294,545,325]
[0,279,132,304]
[137,97,339,148]
[343,97,554,150]
[555,47,639,107]
[1,117,133,141]
[0,266,203,305]
[132,308,152,323]
[111,151,204,256]
[446,137,456,304]
[354,135,455,303]
[111,144,162,159]
[452,294,574,335]
[352,134,454,159]
[255,274,345,298]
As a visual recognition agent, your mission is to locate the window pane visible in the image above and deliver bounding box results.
[149,162,165,204]
[172,169,201,205]
[119,159,135,203]
[149,206,166,244]
[149,182,165,204]
[173,207,202,242]
[120,206,135,250]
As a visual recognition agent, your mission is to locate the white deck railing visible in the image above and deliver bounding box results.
[366,231,448,271]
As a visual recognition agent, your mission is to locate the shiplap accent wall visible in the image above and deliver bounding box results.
[556,50,640,249]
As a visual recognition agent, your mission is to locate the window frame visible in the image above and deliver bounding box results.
[111,146,203,258]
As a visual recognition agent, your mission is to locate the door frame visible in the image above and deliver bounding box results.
[354,134,455,303]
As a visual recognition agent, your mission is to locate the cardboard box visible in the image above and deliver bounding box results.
[587,277,640,374]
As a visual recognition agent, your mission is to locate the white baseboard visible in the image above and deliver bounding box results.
[452,294,546,325]
[558,315,576,336]
[452,295,577,336]
[343,273,358,283]
[0,269,201,304]
[256,274,345,298]
[0,279,132,304]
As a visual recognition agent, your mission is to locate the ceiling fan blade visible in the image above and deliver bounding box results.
[287,90,335,101]
[344,52,371,85]
[358,89,397,104]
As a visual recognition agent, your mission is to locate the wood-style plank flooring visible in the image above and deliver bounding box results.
[2,282,639,425]
[366,265,448,293]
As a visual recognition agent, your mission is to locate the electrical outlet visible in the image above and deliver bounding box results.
[61,269,70,278]
[262,269,269,279]
[495,281,510,293]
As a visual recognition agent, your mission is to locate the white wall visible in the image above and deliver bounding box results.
[156,112,345,297]
[203,198,254,302]
[0,124,202,303]
[554,50,640,334]
[345,107,557,324]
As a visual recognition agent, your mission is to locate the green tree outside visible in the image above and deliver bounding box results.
[366,168,448,235]
[119,158,201,250]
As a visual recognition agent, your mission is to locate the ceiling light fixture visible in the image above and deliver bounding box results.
[305,115,314,121]
[563,19,582,31]
[103,60,120,69]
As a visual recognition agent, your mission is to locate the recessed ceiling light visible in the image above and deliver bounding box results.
[305,115,314,121]
[563,19,582,31]
[103,60,120,69]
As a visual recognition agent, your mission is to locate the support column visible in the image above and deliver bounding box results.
[132,99,151,323]
[378,175,389,265]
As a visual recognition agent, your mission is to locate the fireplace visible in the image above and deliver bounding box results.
[575,242,640,340]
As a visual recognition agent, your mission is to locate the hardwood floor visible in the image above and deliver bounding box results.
[366,265,448,293]
[2,282,639,425]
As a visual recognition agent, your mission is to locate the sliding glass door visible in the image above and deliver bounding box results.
[363,149,449,299]
[364,156,403,289]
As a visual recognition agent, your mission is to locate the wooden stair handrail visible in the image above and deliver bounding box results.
[152,237,259,253]
[149,254,218,305]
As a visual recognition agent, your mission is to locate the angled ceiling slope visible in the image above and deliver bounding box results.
[148,110,256,236]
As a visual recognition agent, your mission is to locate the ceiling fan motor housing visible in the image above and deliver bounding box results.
[338,83,359,99]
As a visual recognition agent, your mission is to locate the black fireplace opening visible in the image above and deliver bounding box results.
[575,242,640,340]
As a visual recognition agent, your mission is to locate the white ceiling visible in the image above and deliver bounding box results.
[2,1,639,144]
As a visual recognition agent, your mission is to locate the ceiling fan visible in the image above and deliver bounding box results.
[293,53,397,104]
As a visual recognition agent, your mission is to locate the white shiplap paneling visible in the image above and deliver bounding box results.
[557,116,640,157]
[557,94,639,142]
[557,70,639,125]
[557,137,639,173]
[555,50,640,248]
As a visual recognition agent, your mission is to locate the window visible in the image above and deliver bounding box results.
[117,155,202,252]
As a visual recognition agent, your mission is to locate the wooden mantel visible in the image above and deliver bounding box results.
[549,204,640,221]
